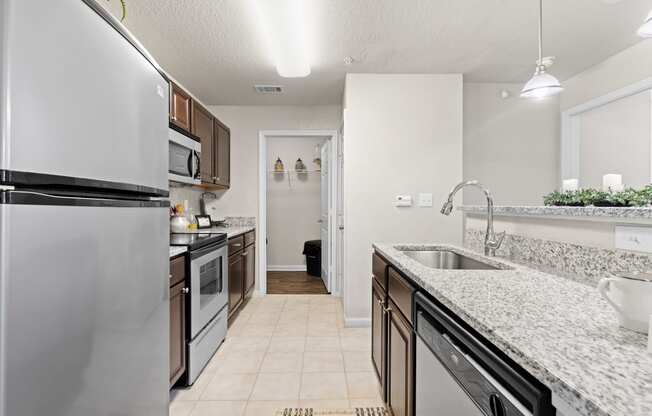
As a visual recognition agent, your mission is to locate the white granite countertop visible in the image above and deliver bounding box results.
[169,246,187,258]
[460,205,652,222]
[179,225,255,239]
[373,243,652,416]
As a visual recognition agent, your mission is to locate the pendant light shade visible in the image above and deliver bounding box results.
[521,0,562,99]
[521,67,563,98]
[638,10,652,38]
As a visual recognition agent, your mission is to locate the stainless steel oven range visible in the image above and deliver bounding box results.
[170,232,228,385]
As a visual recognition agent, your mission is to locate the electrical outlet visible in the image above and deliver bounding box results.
[615,226,652,253]
[418,193,433,207]
[395,195,412,207]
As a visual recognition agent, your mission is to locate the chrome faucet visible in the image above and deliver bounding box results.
[440,180,505,256]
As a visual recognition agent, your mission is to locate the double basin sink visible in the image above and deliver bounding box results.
[400,249,503,270]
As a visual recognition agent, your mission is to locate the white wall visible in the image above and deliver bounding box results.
[463,83,560,205]
[267,136,325,268]
[578,90,651,189]
[343,73,463,325]
[561,40,652,111]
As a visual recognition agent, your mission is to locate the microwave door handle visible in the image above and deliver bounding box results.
[194,151,201,180]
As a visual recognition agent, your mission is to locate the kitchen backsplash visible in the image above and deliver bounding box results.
[169,184,202,214]
[464,228,652,287]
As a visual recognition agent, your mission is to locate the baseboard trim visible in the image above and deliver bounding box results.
[267,265,307,272]
[344,317,371,328]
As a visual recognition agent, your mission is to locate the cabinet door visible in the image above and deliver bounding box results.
[170,82,192,132]
[244,244,255,295]
[170,281,187,387]
[214,121,231,188]
[387,299,414,416]
[191,103,214,184]
[371,278,387,401]
[228,254,244,314]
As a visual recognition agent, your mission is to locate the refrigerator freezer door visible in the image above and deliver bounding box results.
[0,194,169,416]
[0,0,169,195]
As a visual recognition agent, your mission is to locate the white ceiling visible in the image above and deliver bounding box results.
[112,0,651,105]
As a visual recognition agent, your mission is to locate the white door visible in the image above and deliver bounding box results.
[320,141,331,291]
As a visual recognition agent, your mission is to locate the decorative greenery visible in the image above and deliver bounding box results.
[543,185,652,207]
[107,0,126,22]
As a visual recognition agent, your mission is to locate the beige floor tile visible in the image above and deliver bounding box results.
[302,351,344,373]
[248,312,281,325]
[190,401,246,416]
[268,336,306,352]
[299,372,348,400]
[305,336,341,352]
[307,322,339,337]
[169,401,196,416]
[244,400,299,416]
[219,336,271,353]
[349,398,386,408]
[200,373,257,400]
[308,313,337,325]
[298,399,350,409]
[309,303,337,313]
[339,327,371,338]
[250,372,301,400]
[171,370,214,401]
[260,352,304,373]
[343,351,375,372]
[239,324,276,337]
[214,351,265,374]
[340,336,371,352]
[346,372,381,399]
[274,323,308,337]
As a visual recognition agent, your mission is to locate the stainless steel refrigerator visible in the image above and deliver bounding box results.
[0,1,171,415]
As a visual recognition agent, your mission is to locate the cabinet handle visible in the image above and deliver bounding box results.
[383,306,392,313]
[232,243,242,247]
[169,274,173,279]
[181,287,189,294]
[171,115,177,121]
[241,252,248,257]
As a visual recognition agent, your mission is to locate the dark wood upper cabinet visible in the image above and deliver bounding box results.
[214,119,231,188]
[170,82,192,132]
[387,298,414,416]
[228,251,244,314]
[372,278,387,400]
[169,281,186,387]
[244,243,255,295]
[191,103,215,183]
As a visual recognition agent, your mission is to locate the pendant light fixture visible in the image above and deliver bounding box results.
[521,0,563,99]
[637,10,652,38]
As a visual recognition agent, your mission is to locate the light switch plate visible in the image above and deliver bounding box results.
[418,193,433,207]
[615,225,652,253]
[395,195,412,207]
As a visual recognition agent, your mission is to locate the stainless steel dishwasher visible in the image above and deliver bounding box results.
[414,292,555,416]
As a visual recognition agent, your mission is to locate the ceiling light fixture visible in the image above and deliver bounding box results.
[638,10,652,38]
[253,0,311,78]
[521,0,563,99]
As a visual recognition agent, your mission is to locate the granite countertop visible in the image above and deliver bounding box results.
[180,225,255,239]
[373,243,652,416]
[459,205,652,222]
[169,246,187,258]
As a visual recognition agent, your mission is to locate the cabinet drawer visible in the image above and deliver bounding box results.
[170,255,186,287]
[244,230,255,247]
[228,235,245,255]
[388,267,415,325]
[372,252,389,290]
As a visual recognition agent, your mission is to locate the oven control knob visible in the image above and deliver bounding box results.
[489,394,505,416]
[181,287,189,294]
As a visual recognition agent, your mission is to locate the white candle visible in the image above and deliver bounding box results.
[602,174,623,192]
[562,179,579,192]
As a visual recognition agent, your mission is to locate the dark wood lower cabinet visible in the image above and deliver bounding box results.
[169,280,186,387]
[228,252,244,314]
[387,297,414,416]
[371,278,387,399]
[244,243,255,295]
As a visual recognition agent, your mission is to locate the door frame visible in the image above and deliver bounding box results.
[257,129,341,296]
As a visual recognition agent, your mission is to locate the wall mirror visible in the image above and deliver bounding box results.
[561,78,652,190]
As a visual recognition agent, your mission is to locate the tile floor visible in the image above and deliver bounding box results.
[169,295,383,416]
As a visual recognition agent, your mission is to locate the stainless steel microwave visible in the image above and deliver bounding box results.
[169,128,201,185]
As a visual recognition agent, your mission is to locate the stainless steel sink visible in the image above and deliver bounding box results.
[401,250,502,270]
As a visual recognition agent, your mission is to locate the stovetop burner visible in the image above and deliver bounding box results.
[170,232,227,250]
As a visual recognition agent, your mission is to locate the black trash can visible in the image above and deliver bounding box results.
[303,240,321,277]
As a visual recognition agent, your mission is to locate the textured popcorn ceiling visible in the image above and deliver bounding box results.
[109,0,651,105]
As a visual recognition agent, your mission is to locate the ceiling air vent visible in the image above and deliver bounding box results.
[254,84,284,94]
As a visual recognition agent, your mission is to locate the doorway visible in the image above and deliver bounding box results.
[258,130,341,296]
